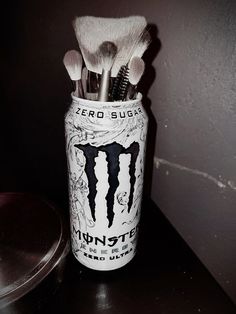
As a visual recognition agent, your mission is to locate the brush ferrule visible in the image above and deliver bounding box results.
[126,84,137,100]
[98,70,110,101]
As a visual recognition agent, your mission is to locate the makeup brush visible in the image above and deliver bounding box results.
[111,65,127,101]
[84,70,100,100]
[73,16,147,77]
[114,53,142,101]
[131,28,151,59]
[97,41,117,101]
[126,57,145,100]
[111,29,151,101]
[115,65,130,101]
[63,50,84,98]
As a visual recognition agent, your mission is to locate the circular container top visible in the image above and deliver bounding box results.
[0,193,70,308]
[71,92,142,108]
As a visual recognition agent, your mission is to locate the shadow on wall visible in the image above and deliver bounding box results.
[139,24,161,198]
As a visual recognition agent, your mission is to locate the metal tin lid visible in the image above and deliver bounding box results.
[0,193,70,308]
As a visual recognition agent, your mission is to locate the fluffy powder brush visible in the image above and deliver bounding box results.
[63,50,84,97]
[63,50,84,98]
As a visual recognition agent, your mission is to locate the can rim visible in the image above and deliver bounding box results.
[71,92,142,107]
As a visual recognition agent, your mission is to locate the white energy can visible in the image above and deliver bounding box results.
[65,93,148,271]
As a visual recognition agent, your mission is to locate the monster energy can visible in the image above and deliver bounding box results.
[65,93,148,271]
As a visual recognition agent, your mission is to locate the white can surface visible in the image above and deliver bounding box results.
[65,93,148,271]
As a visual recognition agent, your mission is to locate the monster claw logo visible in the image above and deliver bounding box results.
[75,142,140,228]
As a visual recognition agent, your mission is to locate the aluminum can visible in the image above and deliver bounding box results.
[65,93,148,271]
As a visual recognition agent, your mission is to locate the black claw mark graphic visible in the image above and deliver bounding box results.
[124,143,139,213]
[75,144,98,222]
[75,142,140,228]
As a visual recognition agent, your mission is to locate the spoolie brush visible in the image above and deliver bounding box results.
[116,65,130,101]
[111,65,127,101]
[97,41,117,101]
[126,57,145,100]
[63,50,84,98]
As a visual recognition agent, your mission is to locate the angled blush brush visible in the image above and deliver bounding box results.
[97,41,117,101]
[63,50,84,98]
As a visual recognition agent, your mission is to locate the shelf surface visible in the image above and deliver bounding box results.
[40,199,236,314]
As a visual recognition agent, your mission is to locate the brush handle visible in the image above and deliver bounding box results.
[87,71,100,94]
[74,81,79,97]
[74,80,85,98]
[82,78,87,97]
[98,70,110,102]
[126,84,137,100]
[78,80,85,98]
[86,92,98,101]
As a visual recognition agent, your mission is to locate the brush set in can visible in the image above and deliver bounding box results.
[63,16,151,102]
[64,16,152,271]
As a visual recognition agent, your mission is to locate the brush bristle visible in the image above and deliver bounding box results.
[128,57,145,85]
[111,65,127,100]
[117,66,129,100]
[131,29,151,59]
[73,16,147,76]
[63,50,83,81]
[99,41,117,71]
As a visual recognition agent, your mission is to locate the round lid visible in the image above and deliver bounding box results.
[0,193,70,308]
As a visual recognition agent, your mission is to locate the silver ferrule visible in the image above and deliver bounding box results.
[98,70,110,102]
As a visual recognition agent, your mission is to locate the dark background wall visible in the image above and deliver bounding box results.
[149,0,236,305]
[1,0,236,304]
